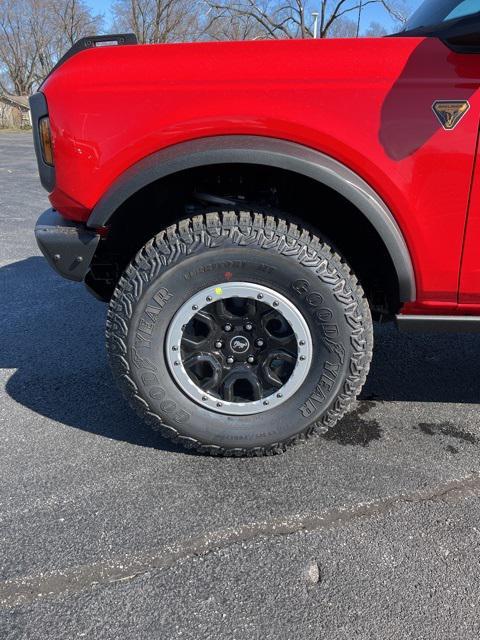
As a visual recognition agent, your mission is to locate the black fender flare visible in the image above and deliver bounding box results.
[87,136,416,301]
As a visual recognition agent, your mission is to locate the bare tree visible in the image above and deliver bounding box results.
[328,16,357,37]
[112,0,201,43]
[204,0,408,40]
[54,0,103,47]
[0,0,41,94]
[0,0,103,95]
[204,0,312,39]
[363,19,388,36]
[379,0,409,28]
[203,8,266,40]
[36,0,103,78]
[0,0,411,96]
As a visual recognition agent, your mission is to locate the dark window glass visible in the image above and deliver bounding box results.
[404,0,480,32]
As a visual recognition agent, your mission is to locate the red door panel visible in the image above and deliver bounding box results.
[460,133,480,305]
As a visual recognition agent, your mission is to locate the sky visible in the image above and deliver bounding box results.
[358,0,423,31]
[85,0,425,35]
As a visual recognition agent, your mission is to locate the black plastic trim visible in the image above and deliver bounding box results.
[29,92,56,192]
[395,14,480,53]
[396,315,480,333]
[35,209,100,282]
[87,135,416,302]
[40,33,138,88]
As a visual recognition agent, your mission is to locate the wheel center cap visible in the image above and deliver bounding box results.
[230,335,250,354]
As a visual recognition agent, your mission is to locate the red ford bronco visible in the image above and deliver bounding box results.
[31,0,480,455]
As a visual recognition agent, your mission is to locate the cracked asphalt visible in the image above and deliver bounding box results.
[2,132,480,639]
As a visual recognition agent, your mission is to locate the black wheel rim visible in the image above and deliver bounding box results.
[166,283,313,415]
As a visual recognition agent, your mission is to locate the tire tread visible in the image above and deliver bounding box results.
[106,211,373,456]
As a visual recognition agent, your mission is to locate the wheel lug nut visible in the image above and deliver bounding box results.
[215,341,223,349]
[255,338,264,348]
[206,296,213,302]
[299,340,305,346]
[257,294,263,300]
[273,301,279,307]
[224,323,233,332]
[192,305,199,311]
[245,323,253,331]
[226,356,234,364]
[247,356,255,364]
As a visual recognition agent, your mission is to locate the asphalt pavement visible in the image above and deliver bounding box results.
[1,132,480,639]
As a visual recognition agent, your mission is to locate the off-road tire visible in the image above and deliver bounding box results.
[106,211,373,456]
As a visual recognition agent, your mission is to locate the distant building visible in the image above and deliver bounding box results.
[0,94,31,129]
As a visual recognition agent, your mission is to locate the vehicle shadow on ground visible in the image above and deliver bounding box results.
[2,257,480,451]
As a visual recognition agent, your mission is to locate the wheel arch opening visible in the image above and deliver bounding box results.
[88,161,412,318]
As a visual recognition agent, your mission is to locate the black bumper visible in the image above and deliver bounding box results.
[35,209,100,282]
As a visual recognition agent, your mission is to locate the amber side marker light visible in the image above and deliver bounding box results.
[39,116,54,166]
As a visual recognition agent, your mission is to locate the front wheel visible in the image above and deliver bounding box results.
[106,211,373,456]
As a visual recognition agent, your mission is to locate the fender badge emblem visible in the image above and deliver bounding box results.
[432,100,470,131]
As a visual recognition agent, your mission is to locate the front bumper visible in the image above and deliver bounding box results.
[35,209,100,282]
